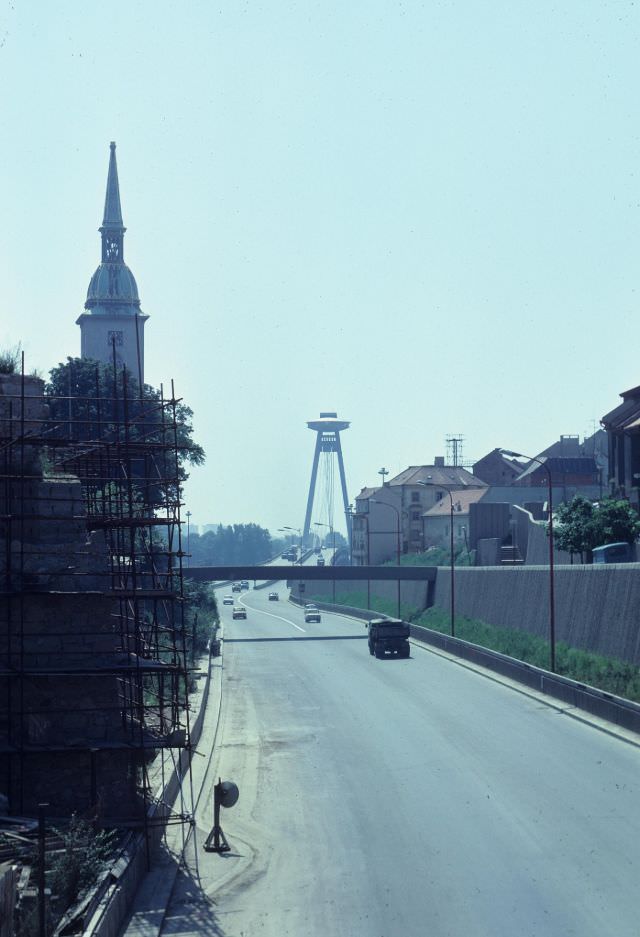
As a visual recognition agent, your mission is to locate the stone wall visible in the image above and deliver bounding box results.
[0,374,141,821]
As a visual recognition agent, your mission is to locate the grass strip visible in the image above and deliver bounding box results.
[415,608,640,703]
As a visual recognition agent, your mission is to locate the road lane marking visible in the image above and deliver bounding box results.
[239,595,306,632]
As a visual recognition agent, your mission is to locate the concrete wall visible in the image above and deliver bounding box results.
[432,564,640,665]
[511,504,573,565]
[469,501,510,551]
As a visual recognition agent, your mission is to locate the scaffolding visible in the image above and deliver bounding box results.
[0,356,197,846]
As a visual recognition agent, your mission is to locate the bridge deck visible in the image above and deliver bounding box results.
[184,565,438,582]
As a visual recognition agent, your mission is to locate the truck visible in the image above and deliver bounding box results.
[367,617,410,659]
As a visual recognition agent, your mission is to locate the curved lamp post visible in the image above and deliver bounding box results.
[501,449,556,673]
[370,499,401,617]
[348,509,371,609]
[186,510,192,568]
[418,481,455,637]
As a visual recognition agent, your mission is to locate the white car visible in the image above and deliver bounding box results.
[305,608,321,623]
[222,595,234,605]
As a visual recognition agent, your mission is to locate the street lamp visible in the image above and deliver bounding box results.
[370,500,401,617]
[347,508,371,609]
[501,449,556,672]
[186,510,192,568]
[418,482,455,637]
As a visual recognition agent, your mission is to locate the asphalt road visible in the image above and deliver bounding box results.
[161,584,640,937]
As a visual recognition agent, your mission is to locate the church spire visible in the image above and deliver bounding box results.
[100,142,126,262]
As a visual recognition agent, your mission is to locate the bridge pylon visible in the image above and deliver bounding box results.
[302,412,351,551]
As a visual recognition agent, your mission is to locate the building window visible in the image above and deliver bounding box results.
[411,491,420,502]
[411,510,421,521]
[108,330,124,347]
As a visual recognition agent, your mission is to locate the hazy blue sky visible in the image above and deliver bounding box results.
[2,1,639,535]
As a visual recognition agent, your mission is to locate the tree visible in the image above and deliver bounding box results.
[45,357,204,502]
[188,523,273,566]
[553,496,640,562]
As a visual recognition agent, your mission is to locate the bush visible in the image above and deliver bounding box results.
[50,816,118,912]
[183,578,219,661]
[0,344,21,374]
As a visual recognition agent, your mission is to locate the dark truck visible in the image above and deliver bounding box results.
[367,617,410,659]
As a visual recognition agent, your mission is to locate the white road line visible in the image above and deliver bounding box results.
[239,595,306,632]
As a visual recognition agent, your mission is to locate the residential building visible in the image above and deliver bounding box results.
[388,461,487,554]
[538,434,581,458]
[352,486,402,566]
[422,488,487,551]
[513,456,599,490]
[601,384,640,509]
[472,449,526,486]
[353,460,487,563]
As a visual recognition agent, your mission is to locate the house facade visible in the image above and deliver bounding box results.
[422,488,487,552]
[352,486,403,566]
[601,385,640,509]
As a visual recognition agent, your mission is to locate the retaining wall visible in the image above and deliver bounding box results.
[295,577,432,613]
[433,564,640,665]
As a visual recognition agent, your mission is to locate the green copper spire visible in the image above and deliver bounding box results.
[102,141,124,229]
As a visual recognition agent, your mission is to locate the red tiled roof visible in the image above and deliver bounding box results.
[423,489,487,516]
[389,465,486,488]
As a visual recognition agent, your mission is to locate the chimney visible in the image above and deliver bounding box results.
[434,456,445,467]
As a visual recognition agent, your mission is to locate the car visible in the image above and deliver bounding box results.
[232,582,241,593]
[222,595,234,605]
[240,580,250,589]
[268,591,279,601]
[305,609,321,623]
[232,606,247,620]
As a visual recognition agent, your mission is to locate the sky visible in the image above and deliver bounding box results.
[2,0,640,536]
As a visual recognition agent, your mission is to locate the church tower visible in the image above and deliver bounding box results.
[76,142,149,384]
